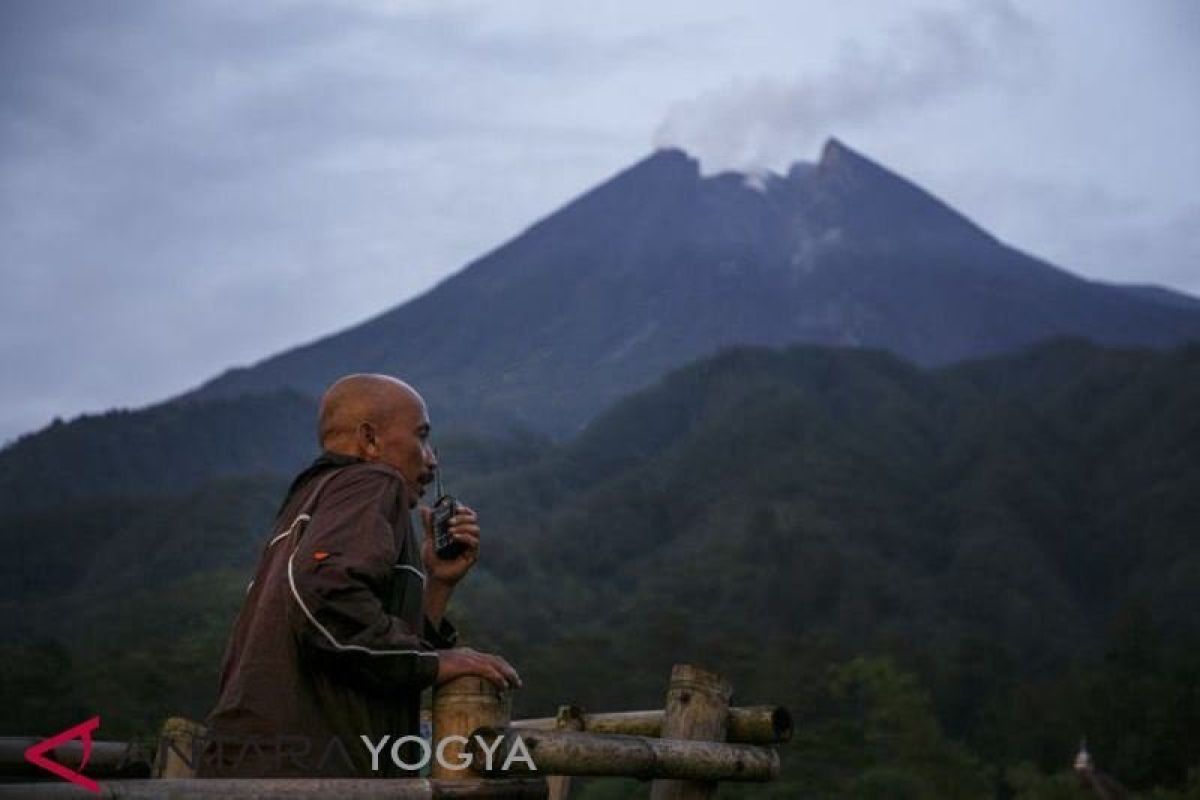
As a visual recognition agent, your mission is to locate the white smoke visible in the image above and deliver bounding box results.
[653,0,1041,172]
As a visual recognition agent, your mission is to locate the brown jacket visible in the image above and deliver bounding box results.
[200,452,456,777]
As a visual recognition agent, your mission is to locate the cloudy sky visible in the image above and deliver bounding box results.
[2,0,1198,443]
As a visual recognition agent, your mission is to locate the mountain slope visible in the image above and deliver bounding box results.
[2,139,1198,517]
[182,139,1200,437]
[0,390,316,514]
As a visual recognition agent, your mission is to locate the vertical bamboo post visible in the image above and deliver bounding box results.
[649,664,733,800]
[546,705,584,800]
[153,717,207,778]
[432,677,511,780]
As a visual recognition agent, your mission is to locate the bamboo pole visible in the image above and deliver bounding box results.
[511,705,792,744]
[650,664,733,800]
[467,728,778,782]
[432,676,512,780]
[0,778,548,799]
[0,737,152,779]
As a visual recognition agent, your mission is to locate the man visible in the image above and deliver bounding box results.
[200,374,520,777]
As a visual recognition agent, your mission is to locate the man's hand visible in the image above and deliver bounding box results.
[436,647,522,690]
[420,503,480,586]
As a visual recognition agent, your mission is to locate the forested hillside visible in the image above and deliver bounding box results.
[3,340,1198,797]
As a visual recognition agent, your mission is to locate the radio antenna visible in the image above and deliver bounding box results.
[434,446,444,498]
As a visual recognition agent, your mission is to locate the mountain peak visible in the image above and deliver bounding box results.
[590,147,700,198]
[818,136,853,166]
[812,136,994,246]
[635,146,701,178]
[650,145,694,162]
[174,138,1200,437]
[817,137,899,184]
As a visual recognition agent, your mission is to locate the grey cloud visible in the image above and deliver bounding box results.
[1,1,1195,444]
[653,0,1042,171]
[0,0,673,441]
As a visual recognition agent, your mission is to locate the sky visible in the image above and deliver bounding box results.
[1,0,1198,443]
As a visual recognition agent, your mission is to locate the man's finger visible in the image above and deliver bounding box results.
[472,653,519,689]
[419,506,434,538]
[496,659,522,688]
[451,533,480,555]
[484,666,510,690]
[487,657,520,690]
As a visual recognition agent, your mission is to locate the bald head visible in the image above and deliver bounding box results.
[318,374,425,453]
[316,374,437,503]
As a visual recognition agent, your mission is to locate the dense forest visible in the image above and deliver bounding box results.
[3,339,1198,798]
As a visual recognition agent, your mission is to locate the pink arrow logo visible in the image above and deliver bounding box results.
[24,716,101,793]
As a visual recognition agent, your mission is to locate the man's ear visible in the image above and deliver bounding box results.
[357,421,379,458]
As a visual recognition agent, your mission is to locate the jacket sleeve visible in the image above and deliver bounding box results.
[285,465,441,691]
[424,616,458,649]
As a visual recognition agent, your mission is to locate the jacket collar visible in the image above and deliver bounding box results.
[278,450,364,517]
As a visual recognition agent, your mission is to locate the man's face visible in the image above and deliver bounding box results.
[371,395,437,506]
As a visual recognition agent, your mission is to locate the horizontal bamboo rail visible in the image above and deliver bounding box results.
[0,737,151,779]
[468,727,779,783]
[0,778,548,799]
[512,705,792,745]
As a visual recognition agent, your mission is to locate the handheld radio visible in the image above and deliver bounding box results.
[430,450,465,560]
